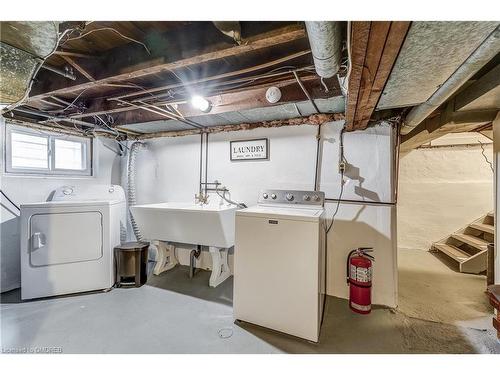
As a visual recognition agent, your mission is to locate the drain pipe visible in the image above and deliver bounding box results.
[189,245,202,279]
[305,21,342,79]
[128,141,145,241]
[400,26,500,135]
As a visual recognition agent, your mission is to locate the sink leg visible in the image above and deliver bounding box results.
[209,247,231,288]
[153,241,178,276]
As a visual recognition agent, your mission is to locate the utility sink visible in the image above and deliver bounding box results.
[130,202,237,248]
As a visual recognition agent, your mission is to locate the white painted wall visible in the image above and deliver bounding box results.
[1,118,397,307]
[135,121,398,307]
[398,135,493,251]
[0,119,123,292]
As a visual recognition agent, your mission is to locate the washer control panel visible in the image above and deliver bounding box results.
[258,189,325,206]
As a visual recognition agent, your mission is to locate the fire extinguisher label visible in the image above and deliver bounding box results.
[350,265,372,283]
[351,302,371,311]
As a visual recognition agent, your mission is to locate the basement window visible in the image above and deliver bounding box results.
[4,124,93,176]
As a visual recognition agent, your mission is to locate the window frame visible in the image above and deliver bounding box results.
[4,123,93,177]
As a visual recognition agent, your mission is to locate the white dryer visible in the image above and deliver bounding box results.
[20,184,126,300]
[234,189,326,342]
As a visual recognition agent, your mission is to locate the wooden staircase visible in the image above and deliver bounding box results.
[432,212,494,274]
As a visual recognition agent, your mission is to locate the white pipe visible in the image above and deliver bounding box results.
[305,22,342,79]
[401,26,500,135]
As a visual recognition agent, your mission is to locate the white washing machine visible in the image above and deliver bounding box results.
[20,184,126,300]
[234,189,326,342]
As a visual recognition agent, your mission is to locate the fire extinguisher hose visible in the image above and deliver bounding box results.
[346,249,358,284]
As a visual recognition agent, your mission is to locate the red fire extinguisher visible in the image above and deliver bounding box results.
[347,247,374,314]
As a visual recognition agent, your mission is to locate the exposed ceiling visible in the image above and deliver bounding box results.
[0,20,498,148]
[378,21,499,110]
[2,21,346,138]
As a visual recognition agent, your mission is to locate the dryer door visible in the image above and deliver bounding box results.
[29,211,103,267]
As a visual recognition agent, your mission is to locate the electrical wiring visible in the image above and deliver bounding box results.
[49,87,93,114]
[345,21,352,93]
[62,27,151,55]
[337,22,352,97]
[91,114,130,151]
[323,24,352,233]
[1,190,20,212]
[320,77,329,93]
[326,126,347,234]
[325,172,345,234]
[184,65,305,94]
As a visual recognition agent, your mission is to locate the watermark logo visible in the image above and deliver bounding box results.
[2,346,63,354]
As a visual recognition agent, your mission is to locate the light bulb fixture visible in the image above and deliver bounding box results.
[265,86,282,104]
[190,95,212,113]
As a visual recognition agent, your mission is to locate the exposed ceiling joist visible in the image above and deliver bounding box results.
[60,55,95,82]
[399,100,498,153]
[27,24,307,102]
[346,21,410,131]
[346,21,371,129]
[454,63,500,111]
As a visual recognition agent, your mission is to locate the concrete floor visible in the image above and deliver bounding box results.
[1,250,499,354]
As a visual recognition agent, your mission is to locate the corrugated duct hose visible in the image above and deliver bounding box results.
[127,141,145,242]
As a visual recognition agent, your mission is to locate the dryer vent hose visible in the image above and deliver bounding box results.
[128,141,145,241]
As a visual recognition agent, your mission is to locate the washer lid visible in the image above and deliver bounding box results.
[236,205,324,222]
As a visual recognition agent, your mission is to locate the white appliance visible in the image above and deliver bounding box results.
[234,189,326,342]
[20,184,126,300]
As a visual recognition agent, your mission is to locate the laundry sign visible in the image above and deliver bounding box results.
[230,138,269,161]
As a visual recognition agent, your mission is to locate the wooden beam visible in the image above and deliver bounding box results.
[109,49,312,102]
[346,22,371,130]
[60,55,96,82]
[352,22,392,127]
[447,109,498,124]
[137,113,345,139]
[104,76,340,126]
[53,50,95,59]
[65,74,340,125]
[454,64,500,111]
[27,24,307,102]
[400,103,497,153]
[355,21,411,130]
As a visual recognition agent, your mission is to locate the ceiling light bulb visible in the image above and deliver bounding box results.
[191,95,211,112]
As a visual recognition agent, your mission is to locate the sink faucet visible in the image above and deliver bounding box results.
[195,192,209,205]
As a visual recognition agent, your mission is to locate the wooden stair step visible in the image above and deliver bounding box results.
[488,211,494,218]
[469,222,494,235]
[451,233,489,250]
[434,243,471,262]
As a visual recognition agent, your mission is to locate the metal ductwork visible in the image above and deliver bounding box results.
[213,21,242,45]
[0,21,60,108]
[305,21,342,79]
[400,25,500,135]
